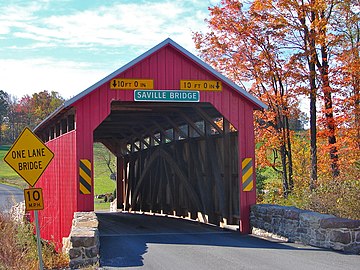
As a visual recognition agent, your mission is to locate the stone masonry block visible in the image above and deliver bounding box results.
[320,218,360,229]
[85,245,99,258]
[68,248,82,260]
[329,230,351,245]
[356,231,360,243]
[300,212,335,228]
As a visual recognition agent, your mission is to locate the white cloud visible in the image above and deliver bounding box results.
[0,58,113,99]
[2,1,209,51]
[0,0,214,99]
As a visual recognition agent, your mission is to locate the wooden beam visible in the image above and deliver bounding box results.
[195,107,223,134]
[178,111,205,137]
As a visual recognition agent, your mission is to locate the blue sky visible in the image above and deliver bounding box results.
[0,0,218,99]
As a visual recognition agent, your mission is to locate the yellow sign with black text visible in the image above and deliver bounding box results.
[110,78,154,90]
[3,127,54,187]
[180,80,222,91]
[24,188,44,211]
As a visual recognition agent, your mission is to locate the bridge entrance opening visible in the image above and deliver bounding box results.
[93,101,240,226]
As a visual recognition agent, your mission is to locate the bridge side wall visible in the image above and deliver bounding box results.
[250,204,360,254]
[35,130,77,248]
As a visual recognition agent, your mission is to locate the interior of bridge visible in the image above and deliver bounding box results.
[93,101,240,226]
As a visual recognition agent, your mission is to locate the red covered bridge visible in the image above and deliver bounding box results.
[34,38,266,247]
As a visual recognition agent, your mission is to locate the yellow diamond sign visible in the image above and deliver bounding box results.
[4,127,54,187]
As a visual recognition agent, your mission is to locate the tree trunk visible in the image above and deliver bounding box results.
[353,50,360,150]
[309,7,318,190]
[319,44,340,177]
[280,143,289,198]
[309,80,317,190]
[355,81,360,150]
[300,2,318,190]
[0,119,2,145]
[285,114,293,190]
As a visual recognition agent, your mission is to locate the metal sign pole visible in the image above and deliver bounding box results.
[34,210,44,270]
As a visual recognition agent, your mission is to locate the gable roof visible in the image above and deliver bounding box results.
[35,38,266,132]
[65,38,266,109]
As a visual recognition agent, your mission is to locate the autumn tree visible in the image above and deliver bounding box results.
[195,0,360,192]
[1,90,64,143]
[0,90,9,144]
[332,0,360,150]
[31,91,64,125]
[193,0,302,195]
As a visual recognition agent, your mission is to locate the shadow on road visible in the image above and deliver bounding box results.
[97,212,331,268]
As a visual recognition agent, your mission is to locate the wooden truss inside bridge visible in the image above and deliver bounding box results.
[94,101,240,225]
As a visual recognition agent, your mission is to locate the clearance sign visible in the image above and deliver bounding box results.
[4,127,54,187]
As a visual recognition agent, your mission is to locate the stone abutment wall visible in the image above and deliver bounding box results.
[62,212,100,268]
[250,204,360,254]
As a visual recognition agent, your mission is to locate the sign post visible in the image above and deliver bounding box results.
[3,127,54,270]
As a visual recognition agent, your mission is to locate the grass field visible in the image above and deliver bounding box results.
[93,143,116,195]
[0,145,26,188]
[93,143,116,210]
[0,143,116,210]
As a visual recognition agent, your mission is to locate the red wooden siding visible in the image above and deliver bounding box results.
[35,131,77,248]
[35,40,262,246]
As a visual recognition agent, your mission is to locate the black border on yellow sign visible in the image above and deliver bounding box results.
[24,188,44,211]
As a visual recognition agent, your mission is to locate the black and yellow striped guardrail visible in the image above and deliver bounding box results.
[242,158,253,192]
[79,159,92,194]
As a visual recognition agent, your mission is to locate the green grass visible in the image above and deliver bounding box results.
[93,143,116,196]
[93,143,116,211]
[94,198,111,210]
[0,145,26,188]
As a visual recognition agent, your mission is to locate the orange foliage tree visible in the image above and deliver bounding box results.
[193,0,305,196]
[193,0,360,194]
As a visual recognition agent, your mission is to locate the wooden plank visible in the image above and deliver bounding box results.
[223,119,231,222]
[207,138,225,222]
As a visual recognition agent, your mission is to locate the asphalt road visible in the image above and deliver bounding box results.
[97,212,360,270]
[0,183,24,212]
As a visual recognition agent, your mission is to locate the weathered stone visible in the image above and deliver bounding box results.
[73,212,99,228]
[315,229,326,241]
[343,243,360,254]
[68,248,82,259]
[272,206,285,217]
[85,246,99,258]
[329,230,351,244]
[296,227,307,234]
[70,234,96,248]
[320,218,360,229]
[263,214,272,223]
[284,208,309,220]
[300,212,335,229]
[63,212,100,268]
[250,204,360,254]
[75,219,99,228]
[356,231,360,243]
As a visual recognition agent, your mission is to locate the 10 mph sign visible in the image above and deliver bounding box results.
[4,127,54,187]
[24,188,44,211]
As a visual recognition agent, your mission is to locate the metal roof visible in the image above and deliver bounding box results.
[35,38,266,132]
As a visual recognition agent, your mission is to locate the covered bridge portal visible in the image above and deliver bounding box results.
[34,38,266,247]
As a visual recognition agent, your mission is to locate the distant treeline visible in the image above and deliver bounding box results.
[0,90,64,144]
